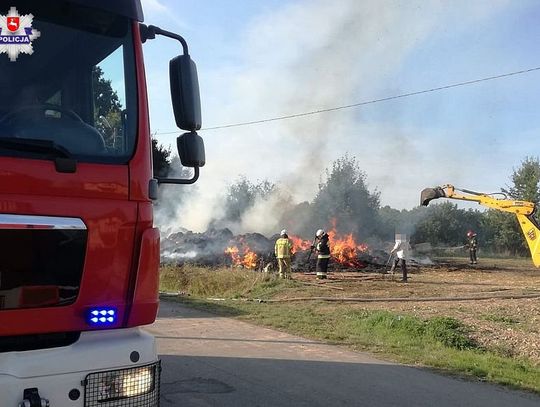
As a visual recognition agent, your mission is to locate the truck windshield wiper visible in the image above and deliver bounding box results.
[0,137,73,159]
[0,137,77,173]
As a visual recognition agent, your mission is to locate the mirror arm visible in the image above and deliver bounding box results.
[141,24,189,55]
[156,166,199,185]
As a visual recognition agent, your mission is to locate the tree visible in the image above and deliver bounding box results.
[492,156,540,255]
[378,206,402,240]
[152,138,171,177]
[311,154,381,239]
[379,205,431,242]
[92,66,122,117]
[482,210,527,256]
[223,177,276,223]
[502,156,540,202]
[92,66,170,174]
[412,202,483,247]
[92,66,122,148]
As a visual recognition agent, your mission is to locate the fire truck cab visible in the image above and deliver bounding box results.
[0,0,204,405]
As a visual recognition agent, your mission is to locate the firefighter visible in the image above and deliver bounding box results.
[313,229,330,279]
[275,229,293,279]
[390,233,408,282]
[466,230,478,265]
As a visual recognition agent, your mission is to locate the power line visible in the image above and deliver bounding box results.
[153,66,540,135]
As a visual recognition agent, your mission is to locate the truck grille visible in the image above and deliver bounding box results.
[83,361,160,406]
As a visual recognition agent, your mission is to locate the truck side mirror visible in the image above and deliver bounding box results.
[141,24,206,185]
[177,131,205,167]
[170,55,202,131]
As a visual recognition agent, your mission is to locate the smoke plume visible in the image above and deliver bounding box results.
[154,0,510,238]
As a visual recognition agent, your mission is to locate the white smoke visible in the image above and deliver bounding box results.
[239,190,291,236]
[161,250,197,259]
[154,0,512,234]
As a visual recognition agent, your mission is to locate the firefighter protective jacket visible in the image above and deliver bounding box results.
[316,233,330,258]
[467,235,478,250]
[275,237,293,258]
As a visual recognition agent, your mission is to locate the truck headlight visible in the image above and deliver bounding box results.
[84,362,160,406]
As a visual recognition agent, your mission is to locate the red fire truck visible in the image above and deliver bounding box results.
[0,0,204,405]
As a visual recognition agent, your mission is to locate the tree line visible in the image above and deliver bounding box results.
[208,155,540,257]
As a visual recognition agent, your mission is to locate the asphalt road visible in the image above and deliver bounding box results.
[145,299,540,407]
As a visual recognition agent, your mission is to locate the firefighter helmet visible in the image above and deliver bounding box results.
[280,229,287,236]
[467,231,475,237]
[316,229,325,237]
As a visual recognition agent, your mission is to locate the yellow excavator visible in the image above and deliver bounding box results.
[420,184,540,267]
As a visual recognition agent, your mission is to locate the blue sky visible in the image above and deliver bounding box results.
[141,0,540,232]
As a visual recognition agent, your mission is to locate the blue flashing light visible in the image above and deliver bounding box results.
[87,307,117,326]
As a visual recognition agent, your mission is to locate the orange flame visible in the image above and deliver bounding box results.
[225,241,259,269]
[288,220,368,268]
[327,229,368,267]
[242,249,259,269]
[289,235,312,253]
[327,219,368,267]
[225,246,241,264]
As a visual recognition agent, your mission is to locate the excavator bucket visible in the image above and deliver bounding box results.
[420,187,447,206]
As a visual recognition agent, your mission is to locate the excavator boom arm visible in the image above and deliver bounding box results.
[420,184,540,267]
[421,184,535,215]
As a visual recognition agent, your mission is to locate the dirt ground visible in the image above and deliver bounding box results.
[290,257,540,364]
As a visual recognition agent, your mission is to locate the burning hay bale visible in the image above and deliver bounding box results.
[161,228,274,269]
[161,226,392,273]
[160,228,235,266]
[224,233,275,269]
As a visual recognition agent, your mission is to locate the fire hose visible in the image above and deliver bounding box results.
[252,292,540,303]
[162,292,540,303]
[306,237,317,262]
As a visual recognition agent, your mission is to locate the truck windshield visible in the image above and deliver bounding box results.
[0,2,137,164]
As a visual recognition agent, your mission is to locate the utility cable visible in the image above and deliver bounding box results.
[152,66,540,135]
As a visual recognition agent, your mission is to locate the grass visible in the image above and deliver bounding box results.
[159,264,540,393]
[160,264,273,298]
[481,313,520,325]
[436,255,534,270]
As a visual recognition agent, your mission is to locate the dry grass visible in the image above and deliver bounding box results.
[290,260,540,364]
[160,264,271,298]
